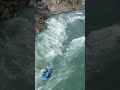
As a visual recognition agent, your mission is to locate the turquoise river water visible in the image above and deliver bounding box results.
[35,11,85,90]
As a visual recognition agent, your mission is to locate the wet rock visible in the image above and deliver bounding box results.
[35,14,46,34]
[35,1,51,34]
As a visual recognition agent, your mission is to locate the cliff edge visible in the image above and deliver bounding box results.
[42,0,82,14]
[35,0,83,34]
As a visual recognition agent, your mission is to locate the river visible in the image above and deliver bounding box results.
[35,10,85,90]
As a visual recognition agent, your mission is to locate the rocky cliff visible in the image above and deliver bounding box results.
[35,0,83,33]
[42,0,82,14]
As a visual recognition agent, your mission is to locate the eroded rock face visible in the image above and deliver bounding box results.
[42,0,82,14]
[0,0,30,21]
[86,24,120,90]
[35,0,51,34]
[35,0,83,34]
[35,14,47,34]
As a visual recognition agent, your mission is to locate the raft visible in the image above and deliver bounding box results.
[41,69,51,81]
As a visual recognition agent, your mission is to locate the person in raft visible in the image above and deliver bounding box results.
[42,68,51,78]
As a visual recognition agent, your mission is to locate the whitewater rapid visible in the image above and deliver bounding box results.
[35,11,85,90]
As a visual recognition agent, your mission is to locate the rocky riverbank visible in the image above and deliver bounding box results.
[42,0,82,14]
[35,0,51,34]
[35,0,83,34]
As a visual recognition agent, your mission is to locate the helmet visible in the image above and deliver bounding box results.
[41,69,46,73]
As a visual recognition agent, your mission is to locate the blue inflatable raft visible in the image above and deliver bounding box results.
[41,69,51,81]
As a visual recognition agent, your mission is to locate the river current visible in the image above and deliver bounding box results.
[35,11,85,90]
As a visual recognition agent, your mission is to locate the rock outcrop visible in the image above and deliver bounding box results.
[35,0,82,34]
[35,1,51,34]
[42,0,82,14]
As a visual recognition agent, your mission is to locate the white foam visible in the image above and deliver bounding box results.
[35,17,67,66]
[65,36,85,61]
